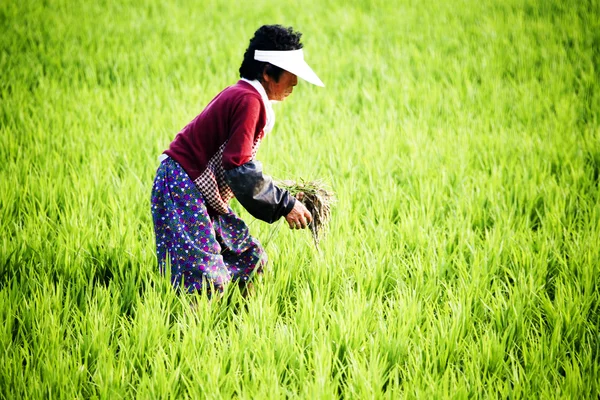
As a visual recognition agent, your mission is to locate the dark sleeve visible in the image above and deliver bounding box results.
[224,160,296,223]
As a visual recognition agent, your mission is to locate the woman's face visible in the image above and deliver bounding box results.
[262,70,298,101]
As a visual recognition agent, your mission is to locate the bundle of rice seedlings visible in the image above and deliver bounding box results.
[278,179,336,249]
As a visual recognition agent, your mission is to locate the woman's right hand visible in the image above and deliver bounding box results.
[285,193,312,229]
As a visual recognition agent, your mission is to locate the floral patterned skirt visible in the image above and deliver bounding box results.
[151,157,266,295]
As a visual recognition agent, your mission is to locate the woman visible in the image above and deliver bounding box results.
[151,25,324,296]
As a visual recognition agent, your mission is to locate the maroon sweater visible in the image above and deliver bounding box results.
[163,81,295,221]
[165,80,267,180]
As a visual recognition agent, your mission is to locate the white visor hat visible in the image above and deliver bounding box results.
[254,49,324,87]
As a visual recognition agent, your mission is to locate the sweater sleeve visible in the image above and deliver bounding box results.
[222,94,264,169]
[224,161,296,223]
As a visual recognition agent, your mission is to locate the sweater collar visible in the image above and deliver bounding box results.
[240,78,275,133]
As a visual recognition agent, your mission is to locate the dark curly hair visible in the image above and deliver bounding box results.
[239,25,303,83]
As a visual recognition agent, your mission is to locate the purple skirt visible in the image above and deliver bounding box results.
[151,157,266,295]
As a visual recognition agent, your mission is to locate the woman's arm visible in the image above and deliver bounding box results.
[221,93,310,225]
[224,161,295,223]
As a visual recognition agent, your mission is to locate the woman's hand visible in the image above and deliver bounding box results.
[285,193,312,229]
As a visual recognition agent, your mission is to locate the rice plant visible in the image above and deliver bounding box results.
[1,0,599,398]
[278,179,336,249]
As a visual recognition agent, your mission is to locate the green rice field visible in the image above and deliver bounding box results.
[1,0,599,398]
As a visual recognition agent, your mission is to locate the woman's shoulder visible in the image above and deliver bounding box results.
[203,83,260,111]
[217,81,264,109]
[227,80,263,99]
